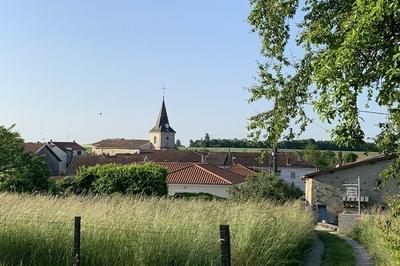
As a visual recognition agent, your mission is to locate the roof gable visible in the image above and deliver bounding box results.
[167,164,245,185]
[302,155,395,179]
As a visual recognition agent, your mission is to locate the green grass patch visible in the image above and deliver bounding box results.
[0,193,313,265]
[317,232,356,266]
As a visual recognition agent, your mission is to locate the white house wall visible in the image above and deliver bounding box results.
[250,166,316,192]
[279,167,317,192]
[92,148,140,156]
[168,184,232,198]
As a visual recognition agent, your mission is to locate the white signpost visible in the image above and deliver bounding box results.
[343,176,361,215]
[346,186,358,198]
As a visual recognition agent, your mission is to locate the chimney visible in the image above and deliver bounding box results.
[200,154,205,163]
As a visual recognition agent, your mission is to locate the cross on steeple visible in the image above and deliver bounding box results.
[161,84,167,100]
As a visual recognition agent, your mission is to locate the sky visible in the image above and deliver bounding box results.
[0,1,388,145]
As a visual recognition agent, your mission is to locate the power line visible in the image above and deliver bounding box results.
[304,102,389,116]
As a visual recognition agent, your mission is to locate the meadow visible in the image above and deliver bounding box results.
[0,193,313,265]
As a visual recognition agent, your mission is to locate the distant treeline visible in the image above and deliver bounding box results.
[189,135,378,152]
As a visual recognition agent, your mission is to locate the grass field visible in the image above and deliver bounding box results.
[0,193,313,265]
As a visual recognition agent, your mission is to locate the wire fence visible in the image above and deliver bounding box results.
[0,215,232,266]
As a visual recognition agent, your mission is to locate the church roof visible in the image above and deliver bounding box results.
[149,99,176,133]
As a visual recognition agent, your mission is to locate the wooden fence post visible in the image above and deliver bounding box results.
[74,216,81,266]
[220,224,231,266]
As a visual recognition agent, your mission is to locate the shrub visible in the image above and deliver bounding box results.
[230,172,303,201]
[344,152,358,163]
[60,163,167,195]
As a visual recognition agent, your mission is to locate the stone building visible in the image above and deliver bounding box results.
[302,155,399,223]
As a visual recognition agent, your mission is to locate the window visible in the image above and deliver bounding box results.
[153,136,157,144]
[77,151,82,155]
[290,172,296,180]
[166,136,169,140]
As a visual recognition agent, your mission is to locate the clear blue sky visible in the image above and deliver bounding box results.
[0,1,387,145]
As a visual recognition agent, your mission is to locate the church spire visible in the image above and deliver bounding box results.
[149,98,176,133]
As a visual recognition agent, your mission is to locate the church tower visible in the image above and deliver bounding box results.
[149,99,176,150]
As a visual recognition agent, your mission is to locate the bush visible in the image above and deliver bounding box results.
[59,163,167,195]
[0,193,314,265]
[344,152,358,163]
[230,172,303,201]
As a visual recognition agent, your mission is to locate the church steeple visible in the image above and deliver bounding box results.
[149,99,176,150]
[149,99,176,133]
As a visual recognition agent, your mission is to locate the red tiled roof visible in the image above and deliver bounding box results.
[63,155,245,185]
[167,164,245,185]
[229,152,315,168]
[227,164,257,177]
[93,139,150,149]
[66,152,204,175]
[24,142,44,153]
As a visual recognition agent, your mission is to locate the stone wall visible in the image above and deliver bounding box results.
[338,213,361,232]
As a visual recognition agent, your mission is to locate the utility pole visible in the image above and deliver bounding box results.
[272,146,278,174]
[358,176,361,215]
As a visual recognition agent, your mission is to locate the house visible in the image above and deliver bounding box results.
[23,142,61,175]
[48,141,86,174]
[64,155,245,198]
[302,155,399,223]
[92,139,153,155]
[221,152,317,191]
[166,163,245,198]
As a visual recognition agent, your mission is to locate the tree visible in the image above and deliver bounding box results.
[230,172,303,201]
[204,133,211,148]
[0,125,51,192]
[302,143,336,170]
[176,139,182,147]
[247,0,400,183]
[344,152,358,163]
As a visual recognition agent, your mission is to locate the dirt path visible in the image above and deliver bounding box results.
[304,234,325,266]
[305,225,374,266]
[334,233,374,266]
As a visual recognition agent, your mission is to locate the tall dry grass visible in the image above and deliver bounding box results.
[0,193,313,265]
[350,212,400,266]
